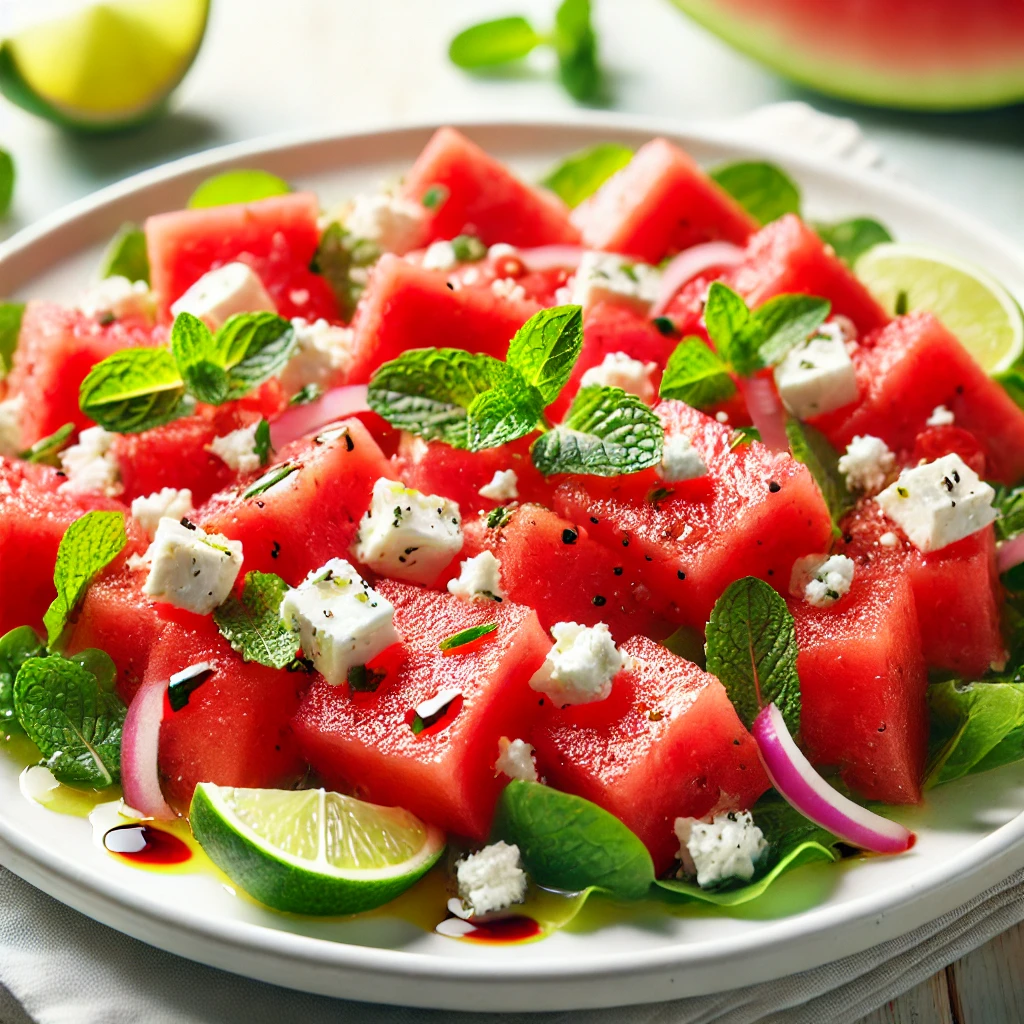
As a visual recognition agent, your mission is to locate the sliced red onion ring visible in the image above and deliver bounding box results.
[650,241,744,318]
[121,677,176,820]
[269,385,369,450]
[753,704,915,855]
[739,376,789,453]
[997,533,1024,575]
[516,245,585,272]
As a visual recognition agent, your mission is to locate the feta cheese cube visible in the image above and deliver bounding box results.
[478,469,519,501]
[207,424,261,475]
[280,317,355,394]
[570,251,660,313]
[421,241,458,271]
[674,811,767,887]
[495,737,538,782]
[414,686,462,721]
[279,558,400,685]
[878,531,900,548]
[659,433,707,482]
[79,276,154,322]
[353,478,463,584]
[59,426,122,497]
[838,434,895,495]
[0,394,24,457]
[490,277,527,303]
[170,262,275,329]
[927,404,955,426]
[345,193,426,254]
[130,487,194,540]
[773,322,859,418]
[142,518,243,615]
[454,841,527,918]
[790,553,855,609]
[875,453,997,553]
[447,551,506,603]
[529,621,623,706]
[579,351,658,404]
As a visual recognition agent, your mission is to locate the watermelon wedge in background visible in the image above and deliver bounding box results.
[669,0,1024,110]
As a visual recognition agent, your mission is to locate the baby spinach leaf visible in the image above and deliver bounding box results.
[0,626,45,731]
[815,217,892,267]
[448,16,543,68]
[540,143,633,208]
[99,223,150,284]
[187,169,291,209]
[505,305,584,405]
[0,301,25,375]
[710,160,801,226]
[213,571,299,670]
[18,422,74,466]
[785,419,854,532]
[658,336,736,409]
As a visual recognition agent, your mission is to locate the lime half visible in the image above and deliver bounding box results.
[855,242,1024,374]
[0,0,210,132]
[190,783,446,915]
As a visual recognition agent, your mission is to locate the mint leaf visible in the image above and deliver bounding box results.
[710,161,801,226]
[43,511,128,648]
[420,186,449,212]
[213,571,299,669]
[187,169,291,209]
[994,485,1024,542]
[171,312,229,405]
[288,383,323,407]
[659,336,737,409]
[705,576,801,736]
[553,0,601,102]
[703,282,764,378]
[448,16,542,68]
[0,301,25,375]
[0,148,14,218]
[19,422,74,466]
[439,622,498,652]
[67,648,116,693]
[506,305,584,404]
[785,419,854,532]
[531,385,663,477]
[99,223,150,284]
[540,143,633,208]
[311,222,379,321]
[79,347,189,434]
[254,419,272,466]
[466,364,543,451]
[450,235,487,263]
[0,626,45,731]
[493,780,655,899]
[13,654,124,787]
[214,312,297,398]
[755,294,831,367]
[815,217,892,267]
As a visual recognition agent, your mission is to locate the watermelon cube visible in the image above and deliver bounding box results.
[531,635,769,874]
[570,138,757,263]
[292,580,551,839]
[399,127,580,248]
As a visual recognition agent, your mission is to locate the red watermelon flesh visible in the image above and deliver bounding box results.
[812,312,1024,485]
[346,254,540,384]
[554,401,833,628]
[398,127,580,248]
[910,426,987,478]
[531,635,769,875]
[789,568,928,804]
[145,192,337,323]
[292,580,550,839]
[839,501,1005,679]
[197,416,395,586]
[570,138,757,263]
[452,504,674,643]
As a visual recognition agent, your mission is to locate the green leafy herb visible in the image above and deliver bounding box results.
[651,316,677,338]
[0,626,45,730]
[347,664,385,693]
[553,0,601,101]
[187,169,291,209]
[450,234,487,263]
[815,217,893,267]
[214,312,297,397]
[994,485,1024,542]
[310,222,379,321]
[18,422,74,466]
[439,623,498,652]
[420,185,448,211]
[171,312,229,405]
[705,576,801,736]
[242,464,299,499]
[531,385,663,477]
[466,365,544,451]
[785,419,854,531]
[167,662,215,712]
[79,347,189,434]
[659,336,737,409]
[710,161,801,226]
[67,648,116,693]
[448,16,543,68]
[0,302,25,376]
[894,289,909,316]
[729,425,761,448]
[660,625,707,668]
[14,655,125,787]
[506,305,584,405]
[213,571,299,669]
[288,383,323,406]
[253,419,272,466]
[703,282,765,377]
[0,147,14,218]
[540,143,633,208]
[486,506,515,529]
[755,294,831,367]
[99,223,150,283]
[43,512,127,648]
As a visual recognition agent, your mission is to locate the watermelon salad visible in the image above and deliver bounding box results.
[2,127,1024,933]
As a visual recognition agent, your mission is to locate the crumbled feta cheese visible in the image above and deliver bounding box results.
[59,426,122,497]
[674,811,767,887]
[142,518,243,615]
[455,841,527,918]
[478,469,519,501]
[580,351,658,404]
[0,394,24,457]
[207,424,262,475]
[414,686,462,720]
[927,404,955,427]
[170,262,275,329]
[421,241,458,271]
[553,285,573,305]
[490,277,527,303]
[279,558,400,685]
[715,411,730,424]
[875,453,997,553]
[461,267,480,287]
[773,322,859,418]
[495,737,538,782]
[280,317,354,393]
[838,434,895,495]
[570,251,660,313]
[659,433,707,482]
[130,487,194,540]
[790,553,855,608]
[345,193,426,254]
[79,276,154,322]
[354,477,463,584]
[488,243,518,260]
[447,551,506,603]
[878,531,900,547]
[529,622,623,706]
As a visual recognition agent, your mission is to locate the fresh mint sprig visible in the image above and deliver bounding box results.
[814,217,893,267]
[79,348,190,435]
[505,304,584,404]
[213,571,300,670]
[658,337,736,409]
[710,161,801,226]
[540,143,633,208]
[0,626,45,730]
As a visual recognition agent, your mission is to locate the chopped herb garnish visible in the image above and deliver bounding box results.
[439,622,498,652]
[19,422,75,466]
[253,418,272,466]
[450,234,487,262]
[420,185,449,210]
[486,506,515,529]
[894,289,909,316]
[288,383,324,406]
[347,663,386,692]
[243,464,299,499]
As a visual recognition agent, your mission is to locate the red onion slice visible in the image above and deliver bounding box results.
[739,376,789,453]
[269,385,369,450]
[121,677,176,820]
[753,704,915,855]
[998,533,1024,575]
[650,241,744,318]
[516,245,585,272]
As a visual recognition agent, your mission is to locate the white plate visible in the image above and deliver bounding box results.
[1,116,1024,1013]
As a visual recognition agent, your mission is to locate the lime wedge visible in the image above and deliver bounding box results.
[855,242,1024,374]
[187,170,292,210]
[0,0,210,132]
[189,783,445,915]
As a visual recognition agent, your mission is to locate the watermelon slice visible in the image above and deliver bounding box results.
[789,568,928,804]
[570,138,757,263]
[145,192,337,322]
[399,127,580,248]
[554,401,833,628]
[531,635,769,874]
[292,580,550,839]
